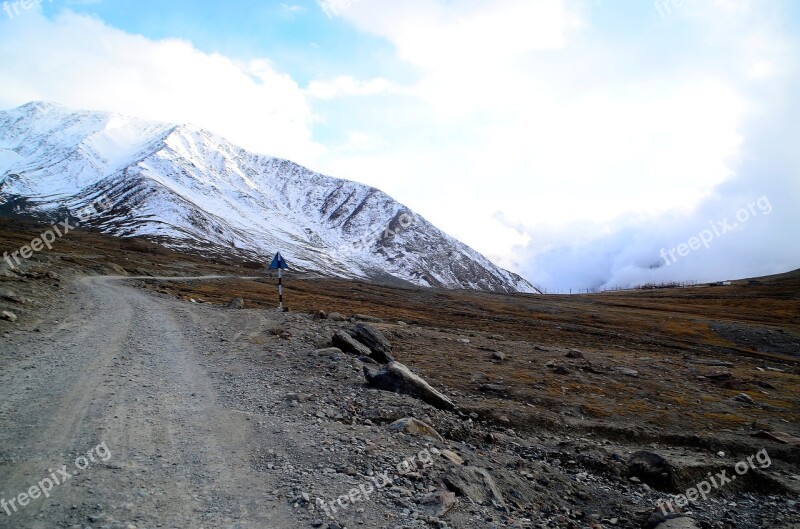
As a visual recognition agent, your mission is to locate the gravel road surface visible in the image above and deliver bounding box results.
[0,276,295,529]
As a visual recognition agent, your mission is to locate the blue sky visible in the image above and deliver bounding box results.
[45,1,403,84]
[2,0,799,290]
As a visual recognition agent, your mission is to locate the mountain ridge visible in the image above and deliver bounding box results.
[0,101,538,293]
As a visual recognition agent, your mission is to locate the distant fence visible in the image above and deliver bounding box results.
[540,280,700,295]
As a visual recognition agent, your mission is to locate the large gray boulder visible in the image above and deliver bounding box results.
[332,331,372,357]
[443,466,506,509]
[418,490,457,517]
[363,361,455,410]
[349,323,394,363]
[627,451,676,491]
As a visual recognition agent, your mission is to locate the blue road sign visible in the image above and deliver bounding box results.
[269,252,289,270]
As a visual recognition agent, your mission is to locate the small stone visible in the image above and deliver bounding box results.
[418,489,457,517]
[353,314,382,323]
[441,450,464,465]
[286,392,310,402]
[612,366,639,377]
[1,311,17,322]
[388,417,444,441]
[0,289,24,304]
[227,297,245,309]
[653,517,702,529]
[315,347,343,356]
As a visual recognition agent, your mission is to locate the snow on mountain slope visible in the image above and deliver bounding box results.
[0,102,538,293]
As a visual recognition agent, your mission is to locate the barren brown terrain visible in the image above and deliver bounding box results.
[127,239,800,449]
[1,217,798,529]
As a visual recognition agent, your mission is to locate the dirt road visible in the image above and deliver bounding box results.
[0,276,295,529]
[2,272,799,529]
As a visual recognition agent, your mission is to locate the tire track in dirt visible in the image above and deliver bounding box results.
[0,276,294,528]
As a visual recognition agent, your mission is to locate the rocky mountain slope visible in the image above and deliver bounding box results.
[0,101,536,293]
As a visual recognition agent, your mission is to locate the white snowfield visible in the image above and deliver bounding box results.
[0,102,537,294]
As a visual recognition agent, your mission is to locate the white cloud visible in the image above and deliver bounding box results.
[2,2,796,291]
[329,0,579,68]
[306,76,407,99]
[317,0,360,19]
[0,11,324,164]
[280,3,308,13]
[337,130,387,152]
[313,0,799,289]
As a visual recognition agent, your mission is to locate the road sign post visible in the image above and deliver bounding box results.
[268,252,289,310]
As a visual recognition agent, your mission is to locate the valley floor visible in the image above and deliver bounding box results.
[0,219,798,529]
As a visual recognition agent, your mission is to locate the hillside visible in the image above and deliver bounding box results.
[0,102,536,293]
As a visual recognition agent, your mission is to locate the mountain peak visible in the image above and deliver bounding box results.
[0,102,538,294]
[17,100,63,112]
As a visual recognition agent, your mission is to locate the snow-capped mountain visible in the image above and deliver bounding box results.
[0,102,537,293]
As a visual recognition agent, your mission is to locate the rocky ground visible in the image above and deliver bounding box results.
[0,218,798,529]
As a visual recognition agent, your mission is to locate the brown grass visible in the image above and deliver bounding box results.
[1,217,798,444]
